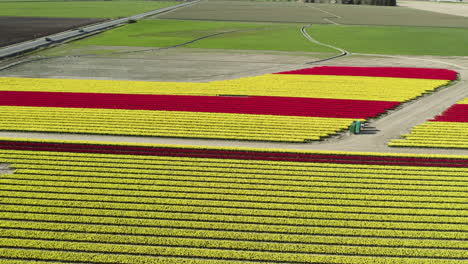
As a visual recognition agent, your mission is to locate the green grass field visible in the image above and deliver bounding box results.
[0,1,179,18]
[75,20,337,53]
[308,25,468,56]
[74,19,468,56]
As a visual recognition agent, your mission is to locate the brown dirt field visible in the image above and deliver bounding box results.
[155,1,468,28]
[399,0,468,18]
[0,16,107,47]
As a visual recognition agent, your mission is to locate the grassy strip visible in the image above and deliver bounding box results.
[75,19,335,52]
[307,25,468,56]
[0,1,180,18]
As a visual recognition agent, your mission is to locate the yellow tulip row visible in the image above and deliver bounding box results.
[0,106,354,142]
[0,75,449,102]
[0,148,467,263]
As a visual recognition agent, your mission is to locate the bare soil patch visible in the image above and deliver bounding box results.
[156,1,468,28]
[399,0,468,18]
[0,164,13,175]
[0,46,333,81]
[0,16,107,47]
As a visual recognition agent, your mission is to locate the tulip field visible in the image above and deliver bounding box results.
[390,98,468,148]
[0,138,467,263]
[0,66,457,142]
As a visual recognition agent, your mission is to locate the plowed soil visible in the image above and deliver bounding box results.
[0,16,106,47]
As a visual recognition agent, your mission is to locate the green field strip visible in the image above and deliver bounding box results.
[1,228,467,259]
[2,178,466,203]
[2,150,467,173]
[6,169,468,194]
[2,200,468,231]
[5,173,468,203]
[0,248,262,264]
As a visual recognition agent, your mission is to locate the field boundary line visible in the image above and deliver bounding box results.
[300,25,349,64]
[307,5,342,19]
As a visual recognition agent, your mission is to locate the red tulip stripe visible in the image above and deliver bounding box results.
[0,140,466,167]
[431,104,468,122]
[275,66,458,80]
[0,91,399,119]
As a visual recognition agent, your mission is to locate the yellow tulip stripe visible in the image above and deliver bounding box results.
[390,98,468,149]
[0,75,449,102]
[0,146,467,263]
[0,106,355,142]
[390,121,468,148]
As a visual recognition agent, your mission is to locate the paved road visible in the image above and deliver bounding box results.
[0,0,199,59]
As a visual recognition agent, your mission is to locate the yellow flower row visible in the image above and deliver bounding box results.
[0,75,449,102]
[0,106,354,142]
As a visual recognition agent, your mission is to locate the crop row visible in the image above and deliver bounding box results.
[0,91,398,119]
[1,139,468,167]
[0,106,354,142]
[390,96,468,148]
[0,74,450,102]
[1,139,467,159]
[0,147,467,262]
[274,66,458,80]
[3,153,468,174]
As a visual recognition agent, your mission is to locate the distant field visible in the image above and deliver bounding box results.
[75,20,337,53]
[0,16,106,47]
[156,1,468,28]
[308,25,468,56]
[0,1,180,18]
